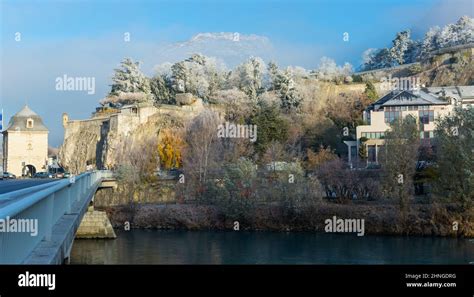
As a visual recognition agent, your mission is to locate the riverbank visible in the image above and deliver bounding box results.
[103,202,474,237]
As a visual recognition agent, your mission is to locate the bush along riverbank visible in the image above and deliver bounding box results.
[102,202,474,238]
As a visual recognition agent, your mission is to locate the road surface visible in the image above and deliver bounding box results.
[0,179,57,195]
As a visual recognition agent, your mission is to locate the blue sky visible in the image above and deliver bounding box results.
[1,0,472,146]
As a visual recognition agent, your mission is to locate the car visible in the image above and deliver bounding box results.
[63,172,71,178]
[33,172,53,179]
[54,172,64,178]
[3,172,16,179]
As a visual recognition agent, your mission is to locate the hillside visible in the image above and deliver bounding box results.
[357,45,474,87]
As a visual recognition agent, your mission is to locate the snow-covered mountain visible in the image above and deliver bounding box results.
[153,32,276,69]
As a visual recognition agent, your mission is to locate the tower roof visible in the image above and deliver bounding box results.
[4,105,49,132]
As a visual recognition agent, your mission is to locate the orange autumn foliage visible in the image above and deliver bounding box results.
[158,128,185,169]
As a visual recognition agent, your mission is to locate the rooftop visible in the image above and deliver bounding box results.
[368,86,473,111]
[4,105,48,132]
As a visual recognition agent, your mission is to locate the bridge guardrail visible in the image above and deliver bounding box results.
[0,170,113,264]
[0,180,62,203]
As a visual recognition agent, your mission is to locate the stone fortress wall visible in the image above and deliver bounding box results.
[59,96,206,173]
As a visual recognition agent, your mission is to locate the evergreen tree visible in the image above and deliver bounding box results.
[278,70,302,112]
[420,26,441,58]
[364,82,378,102]
[231,57,266,102]
[389,30,412,65]
[358,137,368,160]
[249,102,289,155]
[150,74,174,104]
[110,58,151,96]
[267,61,282,90]
[433,107,474,210]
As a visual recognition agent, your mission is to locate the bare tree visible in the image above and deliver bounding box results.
[182,110,223,198]
[114,134,159,222]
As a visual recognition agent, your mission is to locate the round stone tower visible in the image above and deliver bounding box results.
[62,113,69,127]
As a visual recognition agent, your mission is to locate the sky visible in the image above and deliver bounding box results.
[0,0,473,146]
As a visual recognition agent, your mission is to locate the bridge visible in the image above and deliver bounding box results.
[0,171,114,264]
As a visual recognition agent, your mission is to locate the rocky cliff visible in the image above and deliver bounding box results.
[59,100,205,174]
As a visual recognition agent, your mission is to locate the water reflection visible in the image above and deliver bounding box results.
[70,230,474,264]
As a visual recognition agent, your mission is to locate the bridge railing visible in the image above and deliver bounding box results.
[0,170,113,264]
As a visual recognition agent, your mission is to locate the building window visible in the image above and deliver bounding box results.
[361,132,385,139]
[419,110,434,124]
[384,111,401,123]
[420,131,434,139]
[26,118,34,128]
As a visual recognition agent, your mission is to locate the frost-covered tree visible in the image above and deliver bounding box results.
[153,62,173,79]
[267,61,281,90]
[361,16,473,70]
[404,40,421,63]
[420,26,441,58]
[286,66,310,78]
[361,48,378,70]
[436,16,474,48]
[110,58,151,96]
[362,48,393,70]
[375,48,394,68]
[362,48,377,65]
[317,57,339,80]
[264,62,302,111]
[420,16,473,58]
[316,57,353,82]
[150,74,174,104]
[101,58,152,106]
[389,30,413,65]
[455,15,474,44]
[341,62,353,76]
[278,69,302,112]
[209,88,255,121]
[438,23,459,48]
[230,57,266,102]
[170,54,224,99]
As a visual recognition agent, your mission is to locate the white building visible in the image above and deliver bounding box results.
[2,106,49,176]
[346,86,474,167]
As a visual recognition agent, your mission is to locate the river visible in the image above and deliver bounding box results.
[70,230,474,264]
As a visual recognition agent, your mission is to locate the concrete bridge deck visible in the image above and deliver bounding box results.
[0,171,114,264]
